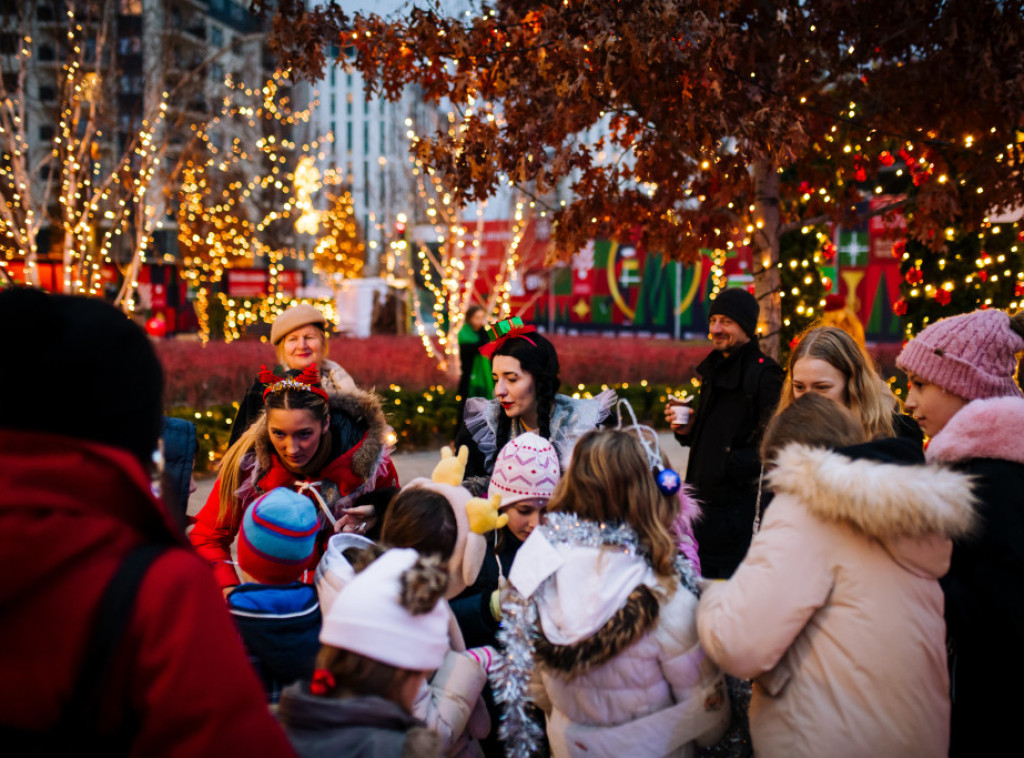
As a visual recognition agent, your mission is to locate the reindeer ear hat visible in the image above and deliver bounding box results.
[402,446,489,598]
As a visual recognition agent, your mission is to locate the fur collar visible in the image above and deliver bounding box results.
[925,395,1024,466]
[534,584,659,676]
[768,444,976,540]
[253,387,389,484]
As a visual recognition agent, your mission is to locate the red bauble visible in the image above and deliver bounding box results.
[854,167,867,182]
[893,299,908,316]
[879,151,895,167]
[934,289,952,306]
[905,267,923,285]
[1014,282,1024,297]
[892,240,906,258]
[978,270,989,282]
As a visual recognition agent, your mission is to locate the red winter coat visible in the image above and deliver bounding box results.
[190,388,399,589]
[0,430,295,757]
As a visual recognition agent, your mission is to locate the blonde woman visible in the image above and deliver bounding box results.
[229,304,357,445]
[777,326,921,443]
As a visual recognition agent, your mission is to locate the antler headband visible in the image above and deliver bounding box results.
[479,316,538,359]
[258,363,329,401]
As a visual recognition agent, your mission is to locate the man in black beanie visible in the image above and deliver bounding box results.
[0,288,294,756]
[665,287,783,578]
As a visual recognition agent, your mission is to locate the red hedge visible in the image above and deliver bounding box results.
[155,335,904,410]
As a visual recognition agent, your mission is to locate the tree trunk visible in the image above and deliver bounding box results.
[752,158,782,361]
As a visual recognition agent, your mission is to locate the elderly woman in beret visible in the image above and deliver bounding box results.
[229,304,357,445]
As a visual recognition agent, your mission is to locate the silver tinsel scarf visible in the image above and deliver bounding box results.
[489,513,702,758]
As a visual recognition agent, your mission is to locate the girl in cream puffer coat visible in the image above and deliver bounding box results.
[697,395,977,758]
[495,428,730,758]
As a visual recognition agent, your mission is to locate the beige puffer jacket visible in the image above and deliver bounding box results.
[697,443,976,758]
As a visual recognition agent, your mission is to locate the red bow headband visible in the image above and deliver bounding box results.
[258,364,329,401]
[479,317,538,359]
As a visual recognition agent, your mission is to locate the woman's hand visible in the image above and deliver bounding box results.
[334,504,377,535]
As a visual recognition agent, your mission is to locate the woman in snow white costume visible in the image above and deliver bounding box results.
[455,318,616,480]
[490,407,730,758]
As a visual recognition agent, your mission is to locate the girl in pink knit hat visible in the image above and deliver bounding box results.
[896,307,1024,758]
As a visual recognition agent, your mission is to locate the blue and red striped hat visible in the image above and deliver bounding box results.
[238,487,319,584]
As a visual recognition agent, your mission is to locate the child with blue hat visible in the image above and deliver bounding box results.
[228,487,322,704]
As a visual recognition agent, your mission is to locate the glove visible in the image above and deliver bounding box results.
[467,645,499,672]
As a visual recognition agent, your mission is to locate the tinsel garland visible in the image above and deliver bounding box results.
[490,586,545,758]
[489,513,703,758]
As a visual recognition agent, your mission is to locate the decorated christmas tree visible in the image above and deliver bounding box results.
[313,188,366,286]
[894,222,1024,338]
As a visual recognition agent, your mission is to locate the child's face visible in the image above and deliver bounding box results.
[503,498,546,542]
[903,372,967,438]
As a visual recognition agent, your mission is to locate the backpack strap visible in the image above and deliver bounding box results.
[66,543,169,729]
[0,543,169,755]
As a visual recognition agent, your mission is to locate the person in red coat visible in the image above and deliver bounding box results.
[189,365,399,592]
[0,287,294,757]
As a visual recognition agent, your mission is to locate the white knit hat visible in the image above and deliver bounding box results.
[488,432,561,507]
[319,548,449,671]
[314,533,377,615]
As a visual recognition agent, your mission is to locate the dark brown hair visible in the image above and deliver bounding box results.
[381,486,458,560]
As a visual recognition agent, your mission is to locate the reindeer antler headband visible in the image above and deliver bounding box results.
[258,364,329,401]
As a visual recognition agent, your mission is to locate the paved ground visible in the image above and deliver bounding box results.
[188,432,688,517]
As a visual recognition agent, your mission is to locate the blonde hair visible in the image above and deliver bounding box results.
[546,429,679,577]
[778,326,895,439]
[216,387,330,526]
[275,325,329,368]
[761,393,866,466]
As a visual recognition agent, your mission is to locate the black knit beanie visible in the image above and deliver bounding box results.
[0,288,164,464]
[708,288,760,339]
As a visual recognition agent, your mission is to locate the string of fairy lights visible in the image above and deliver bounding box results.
[1,4,171,311]
[390,98,528,370]
[178,68,362,342]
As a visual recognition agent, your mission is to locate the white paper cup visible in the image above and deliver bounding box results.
[671,404,692,424]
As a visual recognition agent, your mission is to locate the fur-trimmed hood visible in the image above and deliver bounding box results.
[769,444,977,577]
[925,394,1024,466]
[508,515,695,677]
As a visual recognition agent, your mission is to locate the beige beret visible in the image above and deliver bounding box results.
[270,304,328,345]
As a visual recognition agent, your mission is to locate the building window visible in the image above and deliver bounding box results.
[363,121,368,155]
[346,122,352,152]
[211,27,223,46]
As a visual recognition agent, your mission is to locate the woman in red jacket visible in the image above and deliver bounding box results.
[190,365,398,592]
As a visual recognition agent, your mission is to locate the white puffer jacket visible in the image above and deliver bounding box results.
[503,518,729,758]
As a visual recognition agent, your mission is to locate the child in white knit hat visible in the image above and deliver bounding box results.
[451,433,561,757]
[277,548,449,757]
[452,432,560,650]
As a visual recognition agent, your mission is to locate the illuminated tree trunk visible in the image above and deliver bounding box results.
[753,158,782,361]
